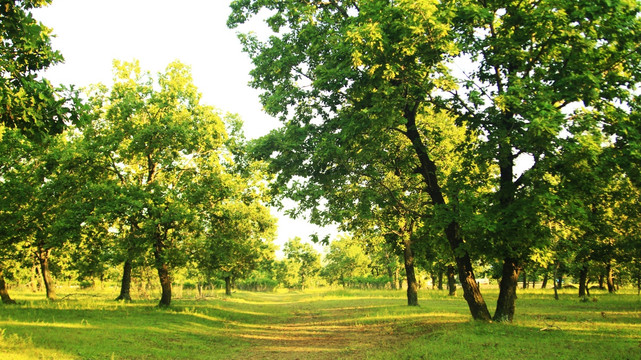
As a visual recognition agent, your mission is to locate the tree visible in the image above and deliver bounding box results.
[0,0,80,140]
[229,0,641,321]
[229,0,491,318]
[0,127,93,301]
[84,60,228,307]
[282,237,321,289]
[322,235,370,287]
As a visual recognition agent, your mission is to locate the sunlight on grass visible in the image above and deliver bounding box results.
[1,287,640,359]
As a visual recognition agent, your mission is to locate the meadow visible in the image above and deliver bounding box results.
[0,286,639,359]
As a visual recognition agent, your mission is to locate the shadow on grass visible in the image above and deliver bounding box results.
[1,289,640,359]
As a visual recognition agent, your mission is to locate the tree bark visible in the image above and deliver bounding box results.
[402,238,418,306]
[598,273,605,289]
[115,259,133,301]
[430,273,436,290]
[30,263,41,292]
[553,261,560,300]
[541,271,548,289]
[447,264,456,296]
[606,261,615,293]
[557,268,564,292]
[36,247,55,301]
[404,104,491,321]
[154,237,172,307]
[0,267,16,304]
[437,268,444,290]
[578,264,589,298]
[447,222,492,321]
[224,276,232,296]
[386,261,394,289]
[522,270,528,289]
[493,258,521,322]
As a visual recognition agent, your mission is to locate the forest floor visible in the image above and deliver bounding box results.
[0,287,640,359]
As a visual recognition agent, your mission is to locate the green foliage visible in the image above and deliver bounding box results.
[0,0,83,140]
[281,237,321,289]
[342,275,391,290]
[322,235,371,286]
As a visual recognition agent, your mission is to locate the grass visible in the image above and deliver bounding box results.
[0,286,639,359]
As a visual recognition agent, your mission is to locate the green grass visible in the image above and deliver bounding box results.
[0,287,639,359]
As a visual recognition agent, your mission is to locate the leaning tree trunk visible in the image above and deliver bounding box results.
[404,104,491,321]
[402,237,419,306]
[115,259,133,301]
[541,271,548,289]
[224,276,232,296]
[36,247,55,301]
[606,261,615,293]
[447,265,457,296]
[0,266,16,304]
[446,222,491,320]
[578,264,589,298]
[493,258,521,322]
[154,236,172,307]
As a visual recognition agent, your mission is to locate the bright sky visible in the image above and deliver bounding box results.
[34,0,336,255]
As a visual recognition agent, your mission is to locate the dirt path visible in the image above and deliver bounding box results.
[235,305,400,359]
[221,293,446,360]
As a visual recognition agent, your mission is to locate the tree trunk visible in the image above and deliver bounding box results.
[447,265,456,296]
[606,261,615,293]
[578,264,589,298]
[598,273,605,289]
[553,261,560,300]
[115,259,133,301]
[36,248,55,301]
[541,271,548,289]
[154,238,172,307]
[197,282,203,298]
[0,267,16,304]
[386,262,394,289]
[402,238,418,306]
[430,273,436,290]
[557,269,564,292]
[404,105,491,321]
[522,270,528,289]
[493,258,521,322]
[447,223,491,321]
[30,263,41,292]
[224,276,232,296]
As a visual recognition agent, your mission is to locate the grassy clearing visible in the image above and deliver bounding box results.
[0,287,639,359]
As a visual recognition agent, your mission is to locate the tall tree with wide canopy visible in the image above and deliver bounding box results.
[84,60,228,307]
[229,0,641,321]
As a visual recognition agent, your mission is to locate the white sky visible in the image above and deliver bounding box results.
[33,0,336,256]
